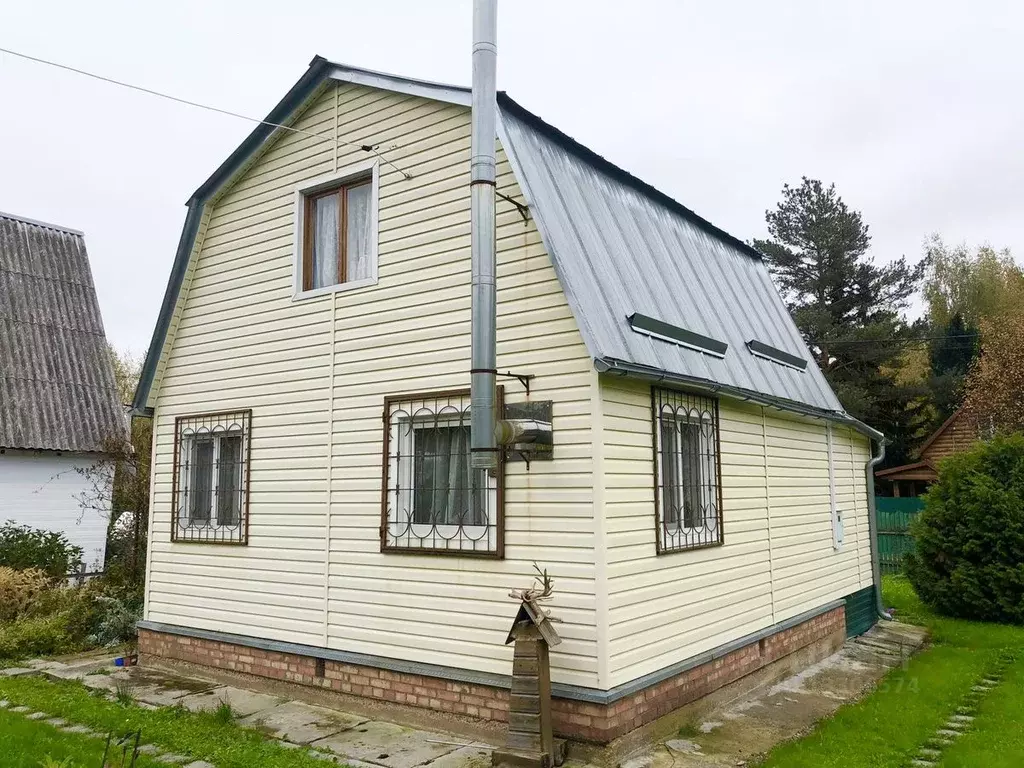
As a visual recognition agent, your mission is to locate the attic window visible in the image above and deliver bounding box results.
[294,160,379,296]
[628,313,728,358]
[746,339,807,371]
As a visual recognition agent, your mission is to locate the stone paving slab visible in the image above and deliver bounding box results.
[178,685,284,717]
[106,668,219,707]
[422,744,493,768]
[0,668,36,678]
[242,700,367,744]
[311,720,461,768]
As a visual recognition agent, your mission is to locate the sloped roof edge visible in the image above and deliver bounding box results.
[495,94,766,263]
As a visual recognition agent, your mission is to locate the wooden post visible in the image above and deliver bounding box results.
[493,600,565,768]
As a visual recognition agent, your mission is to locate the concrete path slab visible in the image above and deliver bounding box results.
[422,744,493,768]
[643,620,929,768]
[311,720,461,768]
[109,668,219,708]
[242,700,367,744]
[178,685,283,717]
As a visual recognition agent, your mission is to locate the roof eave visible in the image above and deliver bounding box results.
[595,357,885,442]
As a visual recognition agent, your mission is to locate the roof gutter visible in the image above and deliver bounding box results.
[594,357,884,441]
[865,438,892,620]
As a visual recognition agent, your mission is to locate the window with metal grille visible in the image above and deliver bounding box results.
[652,388,723,553]
[172,410,251,544]
[381,388,504,557]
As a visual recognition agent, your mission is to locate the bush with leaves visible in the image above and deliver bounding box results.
[0,522,83,578]
[905,434,1024,623]
[0,566,52,622]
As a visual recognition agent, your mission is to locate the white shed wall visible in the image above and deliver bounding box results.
[0,450,109,570]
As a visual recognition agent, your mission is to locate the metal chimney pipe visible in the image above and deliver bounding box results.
[470,0,498,470]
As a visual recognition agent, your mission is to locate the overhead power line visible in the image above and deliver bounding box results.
[807,333,981,345]
[0,46,412,179]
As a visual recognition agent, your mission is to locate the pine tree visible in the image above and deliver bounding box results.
[753,177,927,462]
[928,313,979,422]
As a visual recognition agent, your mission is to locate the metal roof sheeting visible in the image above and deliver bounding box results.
[0,213,126,452]
[497,97,845,416]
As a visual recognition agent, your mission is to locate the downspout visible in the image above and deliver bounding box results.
[865,439,892,619]
[469,0,499,470]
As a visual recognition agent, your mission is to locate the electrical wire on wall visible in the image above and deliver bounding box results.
[0,46,413,179]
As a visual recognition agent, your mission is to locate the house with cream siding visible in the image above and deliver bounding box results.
[133,57,885,743]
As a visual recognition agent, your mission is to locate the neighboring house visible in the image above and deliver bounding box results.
[875,406,980,497]
[0,212,126,570]
[132,58,884,744]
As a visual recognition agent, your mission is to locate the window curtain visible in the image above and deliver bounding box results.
[217,434,243,526]
[189,437,214,523]
[661,416,703,528]
[312,193,340,288]
[346,183,373,281]
[413,425,479,526]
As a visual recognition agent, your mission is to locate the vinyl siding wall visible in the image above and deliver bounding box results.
[599,376,872,688]
[145,82,598,687]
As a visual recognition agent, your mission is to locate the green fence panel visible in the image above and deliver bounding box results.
[876,496,924,574]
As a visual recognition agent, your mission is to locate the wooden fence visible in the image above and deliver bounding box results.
[876,496,925,574]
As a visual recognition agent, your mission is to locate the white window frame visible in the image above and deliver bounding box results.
[827,423,843,550]
[657,410,717,534]
[386,413,498,549]
[292,158,380,300]
[177,427,246,531]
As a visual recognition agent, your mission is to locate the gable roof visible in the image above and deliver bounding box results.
[133,57,880,441]
[0,212,126,452]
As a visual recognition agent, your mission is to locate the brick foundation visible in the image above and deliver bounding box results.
[139,605,845,743]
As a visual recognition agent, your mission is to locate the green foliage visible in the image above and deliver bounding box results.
[0,707,163,768]
[0,567,52,622]
[922,235,1024,329]
[905,435,1024,623]
[0,522,83,579]
[927,313,979,423]
[213,700,235,725]
[88,591,143,648]
[0,675,349,768]
[0,613,79,659]
[114,680,136,706]
[753,177,926,450]
[759,576,1024,767]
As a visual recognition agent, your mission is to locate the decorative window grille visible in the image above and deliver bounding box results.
[381,388,504,557]
[652,388,723,553]
[172,410,251,544]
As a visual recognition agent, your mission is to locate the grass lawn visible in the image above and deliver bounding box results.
[0,706,165,768]
[757,576,1024,768]
[0,675,338,768]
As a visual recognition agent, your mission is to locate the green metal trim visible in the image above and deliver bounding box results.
[844,585,878,638]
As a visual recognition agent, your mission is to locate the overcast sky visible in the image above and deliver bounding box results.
[2,1,1021,355]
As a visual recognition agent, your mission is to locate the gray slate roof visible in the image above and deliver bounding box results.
[0,212,125,452]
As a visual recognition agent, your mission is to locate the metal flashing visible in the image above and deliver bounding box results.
[595,357,884,442]
[629,313,729,357]
[746,339,808,371]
